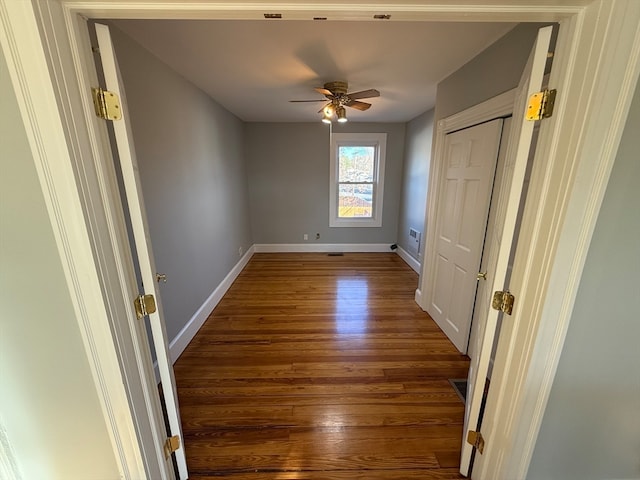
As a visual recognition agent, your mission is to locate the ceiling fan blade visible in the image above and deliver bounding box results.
[346,89,380,100]
[314,87,334,96]
[346,100,372,111]
[289,99,328,103]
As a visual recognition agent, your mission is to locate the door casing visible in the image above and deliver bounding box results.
[2,1,639,479]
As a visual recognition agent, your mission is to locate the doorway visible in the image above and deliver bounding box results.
[11,2,638,478]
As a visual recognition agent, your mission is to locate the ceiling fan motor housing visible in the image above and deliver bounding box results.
[324,81,349,95]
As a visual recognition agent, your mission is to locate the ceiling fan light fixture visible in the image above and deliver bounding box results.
[336,106,347,123]
[291,81,378,123]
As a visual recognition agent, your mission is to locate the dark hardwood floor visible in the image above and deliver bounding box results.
[174,253,470,479]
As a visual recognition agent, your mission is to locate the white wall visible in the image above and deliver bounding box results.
[397,109,434,260]
[245,122,406,245]
[110,26,253,342]
[526,78,640,480]
[0,46,119,480]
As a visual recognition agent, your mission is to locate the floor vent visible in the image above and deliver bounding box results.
[449,379,467,403]
[327,252,344,256]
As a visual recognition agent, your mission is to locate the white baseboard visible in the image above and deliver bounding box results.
[415,288,425,310]
[253,243,394,253]
[154,245,255,381]
[396,246,421,273]
[169,245,255,362]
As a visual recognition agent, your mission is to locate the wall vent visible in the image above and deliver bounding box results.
[409,228,421,255]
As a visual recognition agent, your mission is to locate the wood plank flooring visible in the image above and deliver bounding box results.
[174,253,470,479]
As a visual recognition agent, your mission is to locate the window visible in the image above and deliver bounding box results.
[329,133,387,227]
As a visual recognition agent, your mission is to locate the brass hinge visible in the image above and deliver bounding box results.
[134,294,156,319]
[91,87,122,121]
[526,89,556,121]
[164,435,180,459]
[467,430,485,454]
[492,290,515,315]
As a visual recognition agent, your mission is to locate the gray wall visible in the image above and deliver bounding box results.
[416,24,546,288]
[397,109,434,260]
[111,27,253,341]
[526,80,640,480]
[0,48,119,479]
[397,25,546,264]
[436,23,548,120]
[245,122,406,245]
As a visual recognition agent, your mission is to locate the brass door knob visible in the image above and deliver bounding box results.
[477,272,487,280]
[156,273,167,283]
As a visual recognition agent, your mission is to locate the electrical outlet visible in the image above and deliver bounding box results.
[316,233,320,240]
[238,246,243,256]
[303,233,308,240]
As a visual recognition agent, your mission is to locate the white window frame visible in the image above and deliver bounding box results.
[329,132,387,227]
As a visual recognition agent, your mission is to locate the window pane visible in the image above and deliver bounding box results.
[338,146,375,182]
[338,183,373,218]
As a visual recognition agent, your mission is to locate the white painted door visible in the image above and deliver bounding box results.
[95,24,188,479]
[430,118,504,353]
[460,25,553,477]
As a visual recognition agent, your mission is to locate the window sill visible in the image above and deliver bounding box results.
[330,217,382,228]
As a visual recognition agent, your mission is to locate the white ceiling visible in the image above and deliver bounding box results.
[112,19,516,123]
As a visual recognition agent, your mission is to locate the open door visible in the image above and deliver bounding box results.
[467,117,513,372]
[94,23,189,479]
[460,26,553,476]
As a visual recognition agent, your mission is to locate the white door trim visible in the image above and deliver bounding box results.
[0,2,147,478]
[3,1,639,479]
[475,3,640,477]
[421,90,515,346]
[419,89,516,319]
[0,418,22,480]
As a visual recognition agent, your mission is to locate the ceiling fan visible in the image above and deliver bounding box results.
[289,81,380,123]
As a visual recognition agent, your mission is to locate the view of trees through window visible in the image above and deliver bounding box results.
[338,145,375,218]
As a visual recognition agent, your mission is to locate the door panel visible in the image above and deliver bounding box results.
[459,180,482,249]
[429,118,504,353]
[460,26,553,477]
[94,23,188,479]
[440,179,458,241]
[432,254,451,316]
